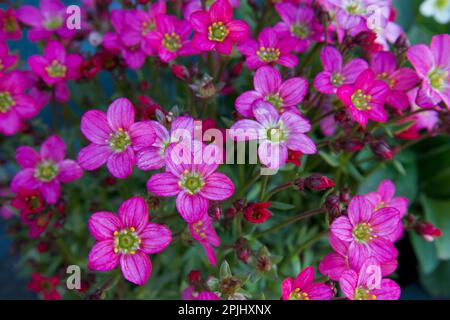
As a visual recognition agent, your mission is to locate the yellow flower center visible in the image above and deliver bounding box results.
[257,47,280,62]
[208,21,229,42]
[45,59,67,78]
[0,91,15,113]
[162,32,182,52]
[351,89,372,111]
[114,227,141,255]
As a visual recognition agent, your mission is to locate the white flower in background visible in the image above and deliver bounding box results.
[420,0,450,24]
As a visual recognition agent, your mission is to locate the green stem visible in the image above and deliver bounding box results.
[263,182,293,201]
[252,207,325,239]
[258,175,269,201]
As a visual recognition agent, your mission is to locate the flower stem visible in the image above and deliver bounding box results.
[252,207,325,239]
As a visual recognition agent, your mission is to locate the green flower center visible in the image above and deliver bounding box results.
[35,160,59,182]
[114,227,141,255]
[3,16,18,33]
[0,91,15,113]
[428,67,448,90]
[264,94,284,111]
[162,32,182,52]
[332,73,345,86]
[179,170,205,195]
[266,126,286,143]
[354,287,376,300]
[291,24,310,39]
[351,89,372,111]
[45,60,67,78]
[346,1,364,15]
[435,0,450,9]
[141,20,155,36]
[109,129,131,152]
[44,17,63,30]
[257,47,280,62]
[289,288,310,300]
[353,222,373,243]
[208,21,229,42]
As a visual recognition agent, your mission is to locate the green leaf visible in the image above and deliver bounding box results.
[318,151,339,168]
[269,201,295,211]
[409,232,439,274]
[419,261,450,298]
[220,260,232,279]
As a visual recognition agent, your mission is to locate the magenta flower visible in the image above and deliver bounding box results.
[330,195,399,269]
[136,116,195,171]
[147,144,235,223]
[238,27,298,69]
[190,0,250,55]
[235,66,308,117]
[314,46,368,94]
[319,233,398,281]
[103,9,153,69]
[77,98,156,179]
[365,179,408,242]
[28,41,82,86]
[231,102,316,169]
[16,0,76,42]
[332,0,391,30]
[339,258,401,300]
[0,43,18,72]
[88,196,172,286]
[370,51,418,110]
[274,3,323,53]
[0,8,22,41]
[11,135,83,204]
[147,14,196,62]
[281,267,333,300]
[337,69,389,127]
[189,215,220,266]
[0,72,39,136]
[407,34,450,109]
[183,0,239,20]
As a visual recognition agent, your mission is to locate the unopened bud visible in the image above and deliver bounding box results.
[305,174,335,191]
[371,141,394,160]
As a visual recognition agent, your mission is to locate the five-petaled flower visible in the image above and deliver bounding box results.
[281,266,333,300]
[88,196,172,286]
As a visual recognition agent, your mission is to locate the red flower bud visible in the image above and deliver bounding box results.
[325,195,341,223]
[171,64,190,81]
[340,139,364,152]
[244,202,271,224]
[371,141,394,160]
[415,222,442,242]
[305,174,335,191]
[188,270,202,284]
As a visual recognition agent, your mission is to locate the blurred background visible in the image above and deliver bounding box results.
[0,0,449,299]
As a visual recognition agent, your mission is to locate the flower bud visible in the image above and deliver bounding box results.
[325,194,341,223]
[371,141,394,160]
[340,139,364,152]
[415,221,442,242]
[171,64,190,81]
[235,238,251,263]
[188,270,202,284]
[305,174,335,191]
[243,202,271,224]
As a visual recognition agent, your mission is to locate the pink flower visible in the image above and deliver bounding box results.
[28,41,82,86]
[16,0,76,42]
[103,8,160,69]
[274,3,323,53]
[370,51,418,110]
[189,215,220,265]
[135,116,194,171]
[339,258,401,300]
[0,8,22,41]
[407,34,450,109]
[319,233,398,281]
[11,135,83,204]
[396,88,440,139]
[190,0,250,55]
[365,179,408,242]
[314,46,368,94]
[337,69,389,127]
[183,0,240,20]
[77,98,156,179]
[230,102,316,169]
[281,266,333,300]
[0,72,39,136]
[88,196,172,286]
[28,273,61,300]
[238,27,298,69]
[330,195,399,268]
[235,66,308,117]
[147,14,196,62]
[147,144,235,223]
[0,43,18,72]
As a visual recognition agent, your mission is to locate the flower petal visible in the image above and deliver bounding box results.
[136,147,165,171]
[107,98,135,131]
[339,270,358,300]
[40,135,66,162]
[372,279,401,300]
[11,169,39,192]
[200,172,235,200]
[293,266,314,290]
[120,251,151,286]
[118,196,148,232]
[147,172,180,196]
[88,211,121,241]
[129,121,156,149]
[80,110,111,144]
[330,216,354,242]
[77,144,112,171]
[279,77,308,106]
[140,223,172,254]
[370,207,400,237]
[88,240,119,271]
[57,160,83,183]
[16,146,40,169]
[106,148,134,179]
[254,66,282,95]
[40,180,60,204]
[176,192,208,223]
[348,195,372,225]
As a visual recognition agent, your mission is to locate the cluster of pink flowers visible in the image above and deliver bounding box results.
[319,180,407,300]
